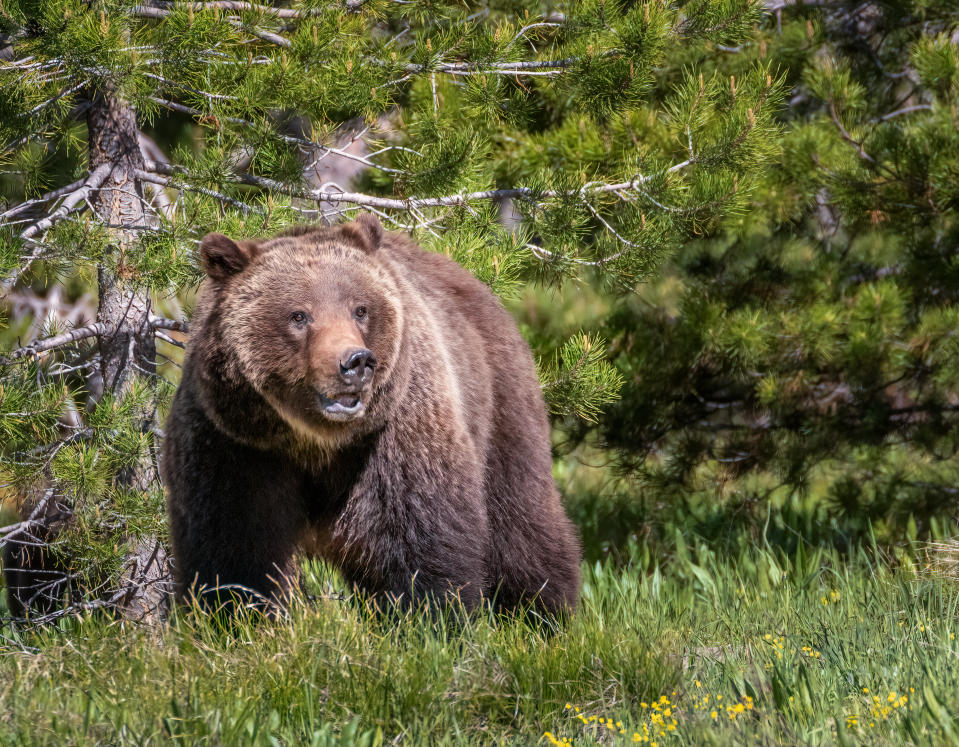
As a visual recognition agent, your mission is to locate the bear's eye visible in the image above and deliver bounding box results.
[290,311,308,325]
[354,306,368,320]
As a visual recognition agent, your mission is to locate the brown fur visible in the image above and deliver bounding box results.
[161,215,581,613]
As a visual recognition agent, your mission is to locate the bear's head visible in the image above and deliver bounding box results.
[195,214,403,441]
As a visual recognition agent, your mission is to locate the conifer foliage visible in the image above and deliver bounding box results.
[576,0,959,553]
[0,1,780,620]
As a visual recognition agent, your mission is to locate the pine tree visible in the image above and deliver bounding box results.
[565,0,959,555]
[0,1,781,620]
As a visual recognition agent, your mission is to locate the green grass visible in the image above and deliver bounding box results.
[2,542,959,745]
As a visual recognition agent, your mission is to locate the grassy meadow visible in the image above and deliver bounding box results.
[2,537,959,745]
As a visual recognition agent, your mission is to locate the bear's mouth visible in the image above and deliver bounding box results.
[317,392,365,420]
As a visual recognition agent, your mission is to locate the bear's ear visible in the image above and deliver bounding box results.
[199,233,258,281]
[340,213,383,254]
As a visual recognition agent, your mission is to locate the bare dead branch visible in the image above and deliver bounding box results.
[149,96,223,120]
[0,322,113,365]
[872,104,933,123]
[215,164,693,211]
[138,131,175,219]
[138,158,696,254]
[0,177,86,222]
[407,57,576,75]
[0,488,54,547]
[155,329,185,348]
[131,5,167,19]
[7,581,156,626]
[134,169,263,214]
[149,315,190,333]
[19,163,113,240]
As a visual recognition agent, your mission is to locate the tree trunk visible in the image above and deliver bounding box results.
[88,90,156,398]
[87,88,171,622]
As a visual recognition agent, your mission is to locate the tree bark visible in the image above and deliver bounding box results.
[86,88,171,622]
[88,91,156,396]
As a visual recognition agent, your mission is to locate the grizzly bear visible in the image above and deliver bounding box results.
[161,214,581,614]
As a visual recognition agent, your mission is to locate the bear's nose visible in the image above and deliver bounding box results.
[339,348,376,383]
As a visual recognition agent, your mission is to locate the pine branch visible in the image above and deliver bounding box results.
[12,428,96,461]
[1,163,114,291]
[132,1,326,19]
[0,322,113,365]
[20,80,87,118]
[828,101,876,164]
[129,13,574,74]
[505,22,563,49]
[525,239,639,268]
[765,0,834,8]
[148,98,403,174]
[140,158,693,212]
[225,18,292,48]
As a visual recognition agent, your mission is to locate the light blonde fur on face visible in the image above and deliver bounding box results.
[219,239,404,446]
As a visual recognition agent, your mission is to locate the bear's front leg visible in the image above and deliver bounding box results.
[327,437,490,610]
[163,392,306,611]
